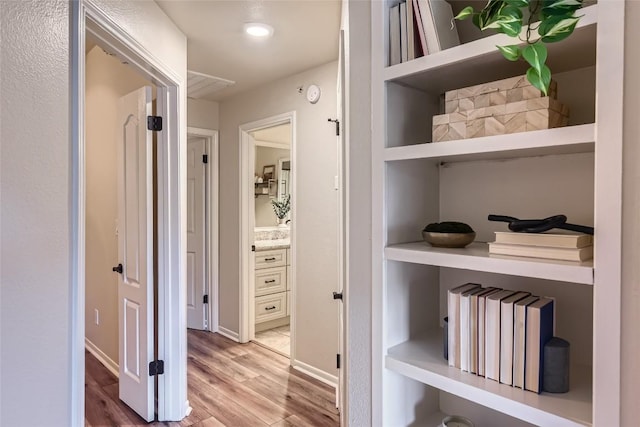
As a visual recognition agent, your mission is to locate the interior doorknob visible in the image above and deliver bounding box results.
[112,263,123,274]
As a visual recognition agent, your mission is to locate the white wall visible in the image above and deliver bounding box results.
[0,1,186,424]
[188,98,219,130]
[85,46,153,364]
[344,0,373,424]
[255,146,290,227]
[219,61,340,377]
[0,2,73,424]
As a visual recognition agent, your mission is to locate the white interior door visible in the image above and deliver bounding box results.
[116,86,155,422]
[187,136,207,330]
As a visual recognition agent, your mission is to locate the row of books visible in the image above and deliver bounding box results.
[448,283,554,394]
[489,231,594,262]
[389,0,460,66]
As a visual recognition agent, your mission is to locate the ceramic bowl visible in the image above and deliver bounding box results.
[422,231,476,248]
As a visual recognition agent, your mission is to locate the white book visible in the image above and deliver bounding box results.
[400,2,408,63]
[494,231,593,248]
[429,0,460,50]
[447,283,481,368]
[406,0,416,60]
[412,0,428,55]
[499,291,531,385]
[460,287,485,372]
[389,4,401,66]
[474,287,502,375]
[416,0,439,54]
[513,296,540,389]
[485,290,515,381]
[489,242,593,262]
[416,0,460,54]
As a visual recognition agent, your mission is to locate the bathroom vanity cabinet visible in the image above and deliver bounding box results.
[254,246,291,330]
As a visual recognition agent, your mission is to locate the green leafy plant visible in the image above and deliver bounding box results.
[272,194,291,220]
[455,0,583,95]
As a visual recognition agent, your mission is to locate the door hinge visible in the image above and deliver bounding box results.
[333,291,343,301]
[149,360,164,376]
[251,244,256,252]
[202,154,208,164]
[336,354,341,369]
[203,294,209,304]
[328,118,340,136]
[147,116,163,131]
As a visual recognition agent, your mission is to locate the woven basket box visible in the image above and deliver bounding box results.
[432,75,568,142]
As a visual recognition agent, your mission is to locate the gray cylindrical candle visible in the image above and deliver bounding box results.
[543,337,570,393]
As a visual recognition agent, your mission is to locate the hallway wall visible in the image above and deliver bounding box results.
[219,61,340,379]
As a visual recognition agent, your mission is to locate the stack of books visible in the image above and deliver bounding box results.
[389,0,460,66]
[488,231,593,262]
[448,283,555,393]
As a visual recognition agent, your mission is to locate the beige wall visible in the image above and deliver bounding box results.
[84,46,153,364]
[219,61,340,377]
[255,146,290,227]
[188,98,219,130]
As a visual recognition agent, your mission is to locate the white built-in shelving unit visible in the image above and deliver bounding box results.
[372,2,625,426]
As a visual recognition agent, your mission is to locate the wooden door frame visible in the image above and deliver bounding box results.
[71,1,187,424]
[239,112,297,349]
[187,127,220,333]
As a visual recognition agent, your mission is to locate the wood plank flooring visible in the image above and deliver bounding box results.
[85,330,339,426]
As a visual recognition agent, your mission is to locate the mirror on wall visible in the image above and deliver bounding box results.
[277,158,291,202]
[251,122,291,227]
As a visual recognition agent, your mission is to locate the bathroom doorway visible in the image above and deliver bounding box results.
[251,123,293,356]
[239,113,296,359]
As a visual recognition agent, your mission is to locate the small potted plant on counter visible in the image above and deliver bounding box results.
[272,194,291,227]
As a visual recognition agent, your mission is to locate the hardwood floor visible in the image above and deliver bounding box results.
[85,330,339,426]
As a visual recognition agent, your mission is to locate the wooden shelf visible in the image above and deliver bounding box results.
[385,242,594,285]
[382,5,597,94]
[386,333,592,427]
[384,124,595,163]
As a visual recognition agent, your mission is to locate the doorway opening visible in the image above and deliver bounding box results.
[250,122,293,357]
[240,113,296,355]
[185,127,219,334]
[72,3,187,424]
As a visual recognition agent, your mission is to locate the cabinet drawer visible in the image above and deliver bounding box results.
[255,266,287,297]
[255,248,287,269]
[255,292,287,323]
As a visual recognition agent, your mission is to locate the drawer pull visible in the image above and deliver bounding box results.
[265,279,276,284]
[264,257,277,261]
[265,306,277,311]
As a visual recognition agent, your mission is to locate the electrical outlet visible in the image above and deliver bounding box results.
[95,309,100,325]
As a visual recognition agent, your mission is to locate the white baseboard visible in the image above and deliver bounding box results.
[291,359,338,389]
[217,326,240,342]
[85,338,119,378]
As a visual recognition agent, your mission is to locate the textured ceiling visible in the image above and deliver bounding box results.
[156,0,341,102]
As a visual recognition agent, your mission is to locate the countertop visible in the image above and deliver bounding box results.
[254,239,290,250]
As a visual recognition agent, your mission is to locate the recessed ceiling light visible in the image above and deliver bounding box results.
[244,23,274,38]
